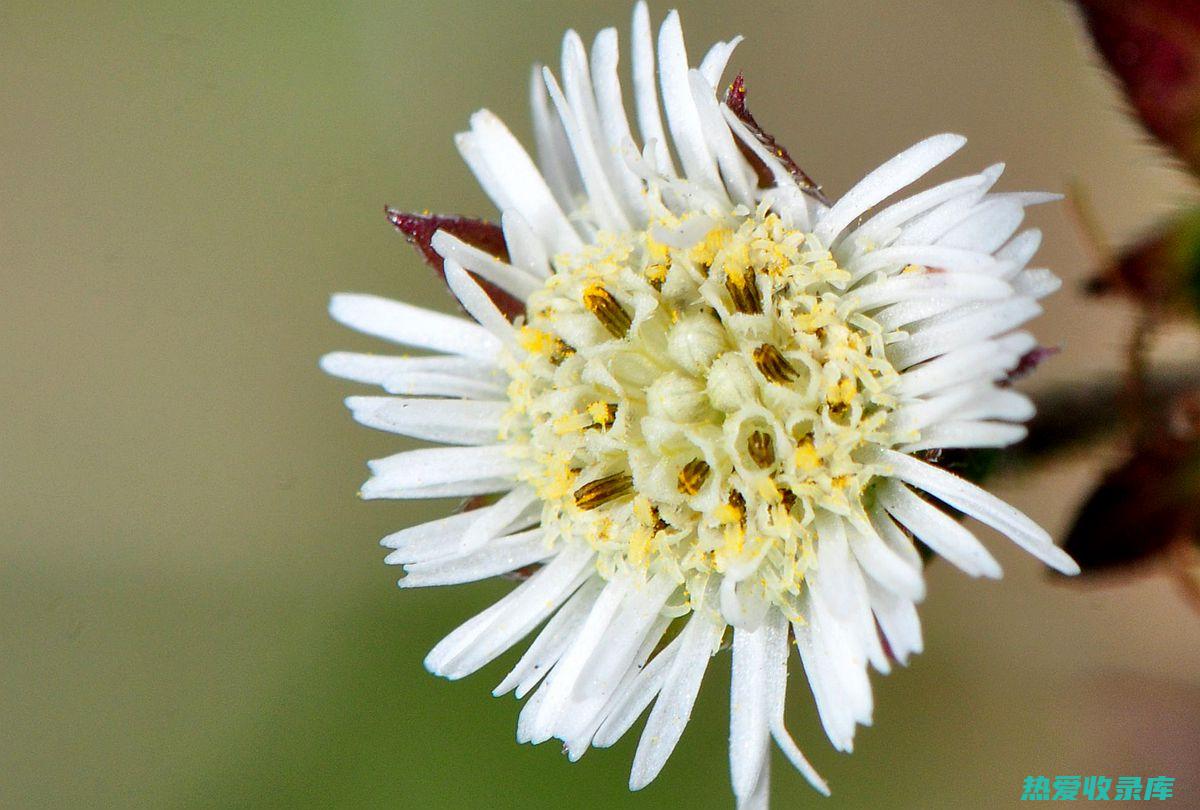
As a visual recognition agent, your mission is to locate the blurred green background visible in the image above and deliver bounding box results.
[2,1,1198,807]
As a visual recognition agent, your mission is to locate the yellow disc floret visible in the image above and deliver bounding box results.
[501,205,903,616]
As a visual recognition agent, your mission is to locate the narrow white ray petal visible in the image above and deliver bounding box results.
[894,163,1003,245]
[381,370,507,400]
[344,396,506,445]
[452,485,540,558]
[542,66,632,232]
[846,520,926,602]
[938,198,1025,253]
[1013,267,1062,299]
[629,606,725,789]
[554,574,678,743]
[896,333,1035,398]
[495,577,605,698]
[956,388,1035,422]
[698,36,742,87]
[847,172,990,250]
[631,2,675,176]
[367,478,513,500]
[590,27,650,222]
[806,588,873,743]
[813,513,856,617]
[991,190,1063,207]
[383,500,540,565]
[763,610,829,796]
[739,751,771,810]
[329,294,501,362]
[863,576,924,665]
[529,66,584,214]
[900,420,1028,452]
[995,227,1042,273]
[501,210,551,278]
[730,623,772,802]
[380,508,481,552]
[398,528,552,588]
[868,502,925,572]
[816,134,967,246]
[320,352,499,389]
[523,578,628,744]
[890,384,984,435]
[848,244,1005,281]
[658,11,723,190]
[880,450,1080,574]
[443,259,518,345]
[689,69,754,206]
[594,630,681,749]
[431,230,542,300]
[563,613,672,761]
[888,297,1042,369]
[851,273,1012,311]
[876,479,1002,578]
[363,444,519,499]
[424,544,595,679]
[461,109,583,255]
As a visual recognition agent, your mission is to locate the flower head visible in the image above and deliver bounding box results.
[324,4,1079,806]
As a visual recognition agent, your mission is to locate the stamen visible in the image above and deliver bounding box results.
[551,337,575,364]
[677,458,711,495]
[753,343,798,383]
[586,401,618,430]
[748,430,775,467]
[583,284,632,338]
[728,489,747,525]
[574,472,634,510]
[725,271,762,314]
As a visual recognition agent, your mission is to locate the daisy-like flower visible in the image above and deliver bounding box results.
[323,4,1079,806]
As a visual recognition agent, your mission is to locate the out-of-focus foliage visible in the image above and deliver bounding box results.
[1061,392,1200,575]
[1067,0,1200,604]
[1078,0,1200,176]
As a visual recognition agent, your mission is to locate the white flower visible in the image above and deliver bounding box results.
[323,4,1079,806]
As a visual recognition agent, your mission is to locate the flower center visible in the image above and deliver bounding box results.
[502,208,903,615]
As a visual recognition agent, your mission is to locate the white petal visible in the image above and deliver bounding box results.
[995,228,1042,273]
[899,420,1027,452]
[495,577,605,698]
[689,69,754,206]
[589,27,649,222]
[344,396,506,445]
[594,630,681,749]
[431,230,541,300]
[813,513,856,618]
[846,520,926,602]
[880,450,1080,574]
[522,577,629,744]
[460,109,582,255]
[320,352,500,389]
[328,294,501,362]
[846,172,990,250]
[628,606,725,789]
[817,134,967,246]
[763,609,829,796]
[895,333,1035,398]
[501,210,551,278]
[876,479,1002,578]
[937,198,1025,253]
[443,259,518,343]
[888,297,1042,369]
[362,444,519,500]
[729,624,771,802]
[451,485,540,558]
[631,2,675,176]
[658,11,722,190]
[848,244,1005,281]
[864,576,924,665]
[851,272,1012,311]
[895,162,1003,245]
[698,37,742,87]
[398,528,552,588]
[424,544,595,679]
[529,66,584,216]
[541,66,631,232]
[1013,267,1062,299]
